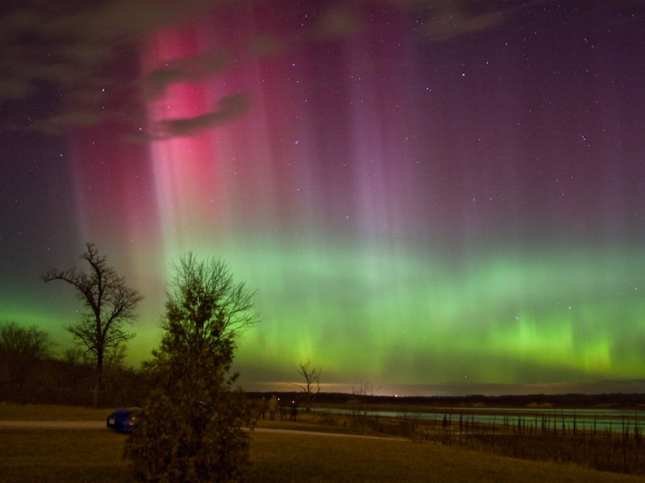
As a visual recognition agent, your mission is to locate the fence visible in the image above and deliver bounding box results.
[314,406,645,474]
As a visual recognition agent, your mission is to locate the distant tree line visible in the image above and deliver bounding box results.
[0,321,148,406]
[240,391,645,410]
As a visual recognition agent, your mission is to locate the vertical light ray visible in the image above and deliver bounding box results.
[53,3,645,390]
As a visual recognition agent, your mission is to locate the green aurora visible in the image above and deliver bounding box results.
[3,1,645,395]
[4,241,645,391]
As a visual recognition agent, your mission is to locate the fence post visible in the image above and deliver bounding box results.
[573,414,576,435]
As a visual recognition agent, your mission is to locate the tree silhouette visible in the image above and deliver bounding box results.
[0,322,51,400]
[126,254,256,482]
[298,361,321,411]
[43,242,142,406]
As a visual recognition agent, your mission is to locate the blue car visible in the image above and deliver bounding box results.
[106,407,142,433]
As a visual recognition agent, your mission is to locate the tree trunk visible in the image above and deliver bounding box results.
[93,354,103,407]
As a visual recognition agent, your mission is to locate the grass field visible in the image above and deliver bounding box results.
[0,403,108,421]
[2,404,645,482]
[0,403,363,435]
[2,428,645,482]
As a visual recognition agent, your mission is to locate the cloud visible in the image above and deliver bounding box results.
[385,0,541,41]
[0,78,34,101]
[30,111,103,135]
[150,93,249,139]
[0,0,223,133]
[423,9,506,41]
[313,5,362,40]
[0,0,543,136]
[144,50,229,101]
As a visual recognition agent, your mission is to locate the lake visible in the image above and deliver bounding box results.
[312,406,645,433]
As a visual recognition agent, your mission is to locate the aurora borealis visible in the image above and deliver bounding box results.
[2,1,645,394]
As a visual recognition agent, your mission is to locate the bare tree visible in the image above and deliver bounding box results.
[298,361,321,411]
[43,242,142,406]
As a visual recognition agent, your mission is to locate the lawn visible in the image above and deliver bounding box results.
[1,428,645,482]
[0,403,363,435]
[0,403,109,421]
[2,403,645,482]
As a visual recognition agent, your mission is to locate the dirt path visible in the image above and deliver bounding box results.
[0,420,405,441]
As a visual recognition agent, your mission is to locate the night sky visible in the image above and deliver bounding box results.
[2,1,645,395]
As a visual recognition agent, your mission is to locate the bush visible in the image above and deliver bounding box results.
[125,255,256,482]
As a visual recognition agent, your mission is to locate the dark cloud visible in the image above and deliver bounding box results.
[313,5,362,40]
[0,0,541,137]
[248,34,285,57]
[144,50,230,101]
[423,8,506,41]
[30,112,103,135]
[150,93,249,139]
[0,0,223,133]
[392,0,542,41]
[0,78,34,101]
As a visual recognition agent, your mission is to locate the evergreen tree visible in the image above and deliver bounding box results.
[126,254,256,482]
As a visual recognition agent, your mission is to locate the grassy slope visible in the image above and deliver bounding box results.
[1,429,645,483]
[0,403,360,435]
[0,403,110,421]
[2,404,645,482]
